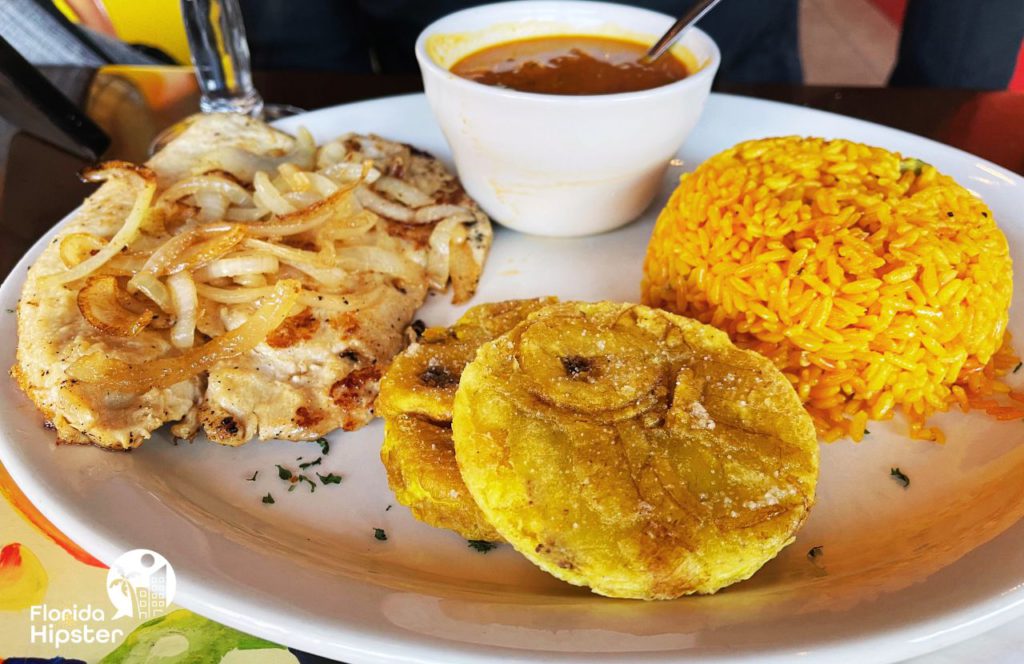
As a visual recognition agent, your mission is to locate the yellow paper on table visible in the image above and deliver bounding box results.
[53,0,191,65]
[0,460,295,661]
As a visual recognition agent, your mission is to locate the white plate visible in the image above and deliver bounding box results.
[2,93,1024,664]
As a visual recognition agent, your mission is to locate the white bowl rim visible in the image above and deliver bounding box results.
[414,0,722,105]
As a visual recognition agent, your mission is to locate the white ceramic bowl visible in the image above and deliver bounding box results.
[415,0,720,237]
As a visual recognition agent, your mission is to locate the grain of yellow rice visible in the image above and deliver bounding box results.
[642,136,1016,441]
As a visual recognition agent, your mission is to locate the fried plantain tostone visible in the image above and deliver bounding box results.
[377,298,559,422]
[381,414,501,541]
[452,301,819,599]
[377,298,557,540]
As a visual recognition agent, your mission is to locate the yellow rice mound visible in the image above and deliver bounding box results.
[642,136,1016,442]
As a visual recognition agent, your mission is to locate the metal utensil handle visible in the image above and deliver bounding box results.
[181,0,263,116]
[643,0,724,63]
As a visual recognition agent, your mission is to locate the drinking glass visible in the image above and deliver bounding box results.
[151,0,301,152]
[182,0,264,116]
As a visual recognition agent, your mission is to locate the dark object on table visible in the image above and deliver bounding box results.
[0,36,108,159]
[2,658,88,664]
[289,648,345,664]
[890,0,1024,90]
[0,0,168,66]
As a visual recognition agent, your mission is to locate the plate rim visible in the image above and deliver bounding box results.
[1,91,1023,663]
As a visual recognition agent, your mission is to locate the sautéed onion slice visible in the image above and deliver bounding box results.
[68,279,302,393]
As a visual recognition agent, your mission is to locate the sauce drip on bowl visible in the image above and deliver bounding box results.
[450,35,689,95]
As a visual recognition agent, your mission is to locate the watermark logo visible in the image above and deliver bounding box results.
[106,549,176,620]
[28,549,175,648]
[29,604,124,649]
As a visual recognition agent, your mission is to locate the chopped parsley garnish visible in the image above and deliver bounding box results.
[246,471,259,482]
[467,540,497,553]
[298,475,317,493]
[315,437,330,455]
[373,527,387,541]
[318,472,342,485]
[299,457,322,470]
[864,429,870,435]
[4,308,14,314]
[890,467,910,488]
[262,493,275,504]
[276,465,293,481]
[899,158,927,175]
[807,545,823,561]
[1014,362,1022,374]
[385,504,392,512]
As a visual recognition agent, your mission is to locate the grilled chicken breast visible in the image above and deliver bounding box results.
[13,114,491,449]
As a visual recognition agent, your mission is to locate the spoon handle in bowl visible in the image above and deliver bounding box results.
[643,0,724,64]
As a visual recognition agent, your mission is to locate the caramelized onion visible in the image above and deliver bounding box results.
[129,272,173,312]
[157,174,253,208]
[243,239,356,288]
[316,140,349,170]
[43,162,156,288]
[195,283,277,304]
[166,226,247,274]
[253,171,295,215]
[374,175,433,208]
[306,171,341,196]
[240,239,329,266]
[224,207,270,222]
[278,163,314,192]
[68,279,301,393]
[194,190,228,222]
[321,161,381,185]
[59,233,105,268]
[241,170,364,237]
[167,271,198,348]
[448,229,480,305]
[305,286,388,312]
[134,227,199,279]
[415,205,474,224]
[77,275,154,336]
[198,127,316,182]
[287,127,319,169]
[355,186,414,222]
[283,190,320,208]
[94,255,148,277]
[333,245,422,284]
[194,254,279,281]
[315,210,378,247]
[233,273,267,287]
[427,216,463,291]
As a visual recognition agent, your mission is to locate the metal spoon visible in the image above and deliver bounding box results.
[641,0,724,64]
